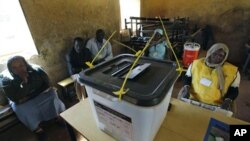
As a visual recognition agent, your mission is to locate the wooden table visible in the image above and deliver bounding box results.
[60,98,249,141]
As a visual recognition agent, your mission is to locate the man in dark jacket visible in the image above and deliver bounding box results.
[66,37,92,100]
[66,37,92,75]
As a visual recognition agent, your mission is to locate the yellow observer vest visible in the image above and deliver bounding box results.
[190,58,238,105]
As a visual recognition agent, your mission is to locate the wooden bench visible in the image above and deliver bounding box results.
[57,77,75,101]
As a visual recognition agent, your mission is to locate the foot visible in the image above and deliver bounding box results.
[34,127,44,133]
[34,127,46,141]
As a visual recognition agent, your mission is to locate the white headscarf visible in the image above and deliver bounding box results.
[154,28,163,35]
[205,43,229,92]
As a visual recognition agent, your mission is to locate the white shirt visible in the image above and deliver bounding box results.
[86,38,113,61]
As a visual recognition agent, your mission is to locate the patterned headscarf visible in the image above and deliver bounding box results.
[205,43,229,92]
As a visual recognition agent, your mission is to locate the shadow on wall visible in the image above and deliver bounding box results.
[218,6,250,33]
[27,38,70,85]
[212,6,250,65]
[29,54,68,86]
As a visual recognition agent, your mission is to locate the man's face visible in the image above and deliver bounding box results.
[74,41,81,53]
[154,32,162,41]
[11,58,28,77]
[209,49,226,64]
[96,32,104,43]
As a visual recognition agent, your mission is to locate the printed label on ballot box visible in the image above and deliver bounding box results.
[94,101,133,141]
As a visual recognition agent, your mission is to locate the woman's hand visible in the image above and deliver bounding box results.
[182,85,190,98]
[220,98,232,110]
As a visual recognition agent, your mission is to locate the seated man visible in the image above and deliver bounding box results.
[86,29,113,64]
[0,56,65,140]
[148,28,168,60]
[181,43,240,111]
[66,37,92,100]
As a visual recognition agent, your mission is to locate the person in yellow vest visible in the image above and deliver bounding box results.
[181,43,240,110]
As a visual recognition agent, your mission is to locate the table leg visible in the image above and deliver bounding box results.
[65,122,77,141]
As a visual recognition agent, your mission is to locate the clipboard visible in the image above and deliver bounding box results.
[204,118,230,141]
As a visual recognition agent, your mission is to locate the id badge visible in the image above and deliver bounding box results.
[200,78,212,87]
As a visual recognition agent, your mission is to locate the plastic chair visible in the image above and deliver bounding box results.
[177,87,235,117]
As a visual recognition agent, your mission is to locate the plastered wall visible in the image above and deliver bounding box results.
[18,0,250,84]
[19,0,121,84]
[141,0,250,65]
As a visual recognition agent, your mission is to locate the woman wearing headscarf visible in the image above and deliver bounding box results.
[148,28,168,60]
[0,56,66,139]
[181,43,240,110]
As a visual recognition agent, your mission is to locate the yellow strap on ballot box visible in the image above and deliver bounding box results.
[159,17,185,75]
[113,33,156,100]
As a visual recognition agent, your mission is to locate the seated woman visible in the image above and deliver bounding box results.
[0,56,65,138]
[148,28,168,60]
[180,43,240,111]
